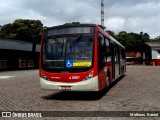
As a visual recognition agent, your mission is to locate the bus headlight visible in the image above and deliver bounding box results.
[41,73,49,80]
[83,71,94,81]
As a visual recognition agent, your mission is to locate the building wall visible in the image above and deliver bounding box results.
[151,49,160,65]
[0,49,39,70]
[0,39,40,70]
[152,50,158,59]
[144,42,160,65]
[0,39,40,52]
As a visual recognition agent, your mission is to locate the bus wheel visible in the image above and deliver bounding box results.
[107,75,110,87]
[122,66,124,73]
[107,70,110,87]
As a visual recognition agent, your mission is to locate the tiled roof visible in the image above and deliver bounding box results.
[0,39,40,52]
[145,42,160,48]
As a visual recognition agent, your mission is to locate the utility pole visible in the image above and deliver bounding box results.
[101,0,105,29]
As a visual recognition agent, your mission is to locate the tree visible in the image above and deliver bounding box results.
[115,31,128,49]
[115,31,150,52]
[0,19,44,42]
[106,30,115,37]
[0,23,16,39]
[154,36,160,41]
[63,22,80,25]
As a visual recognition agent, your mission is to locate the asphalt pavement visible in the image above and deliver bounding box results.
[0,65,160,120]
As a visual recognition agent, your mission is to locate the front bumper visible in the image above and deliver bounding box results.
[40,76,99,91]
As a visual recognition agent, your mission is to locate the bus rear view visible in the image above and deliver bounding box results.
[40,24,99,91]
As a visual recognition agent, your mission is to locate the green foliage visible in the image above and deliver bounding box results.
[1,20,159,51]
[63,22,80,25]
[0,19,44,42]
[106,30,115,37]
[112,31,150,52]
[154,36,160,41]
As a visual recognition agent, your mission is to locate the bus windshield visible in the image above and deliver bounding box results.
[42,34,94,69]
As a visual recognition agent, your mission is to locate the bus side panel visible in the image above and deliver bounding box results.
[98,62,113,91]
[107,62,113,83]
[115,62,120,79]
[39,32,44,76]
[93,26,98,81]
[98,66,107,91]
[96,25,114,91]
[94,25,100,91]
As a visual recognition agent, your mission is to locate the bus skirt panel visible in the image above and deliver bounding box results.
[40,76,99,91]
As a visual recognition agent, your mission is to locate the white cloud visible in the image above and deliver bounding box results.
[0,0,160,38]
[105,17,125,33]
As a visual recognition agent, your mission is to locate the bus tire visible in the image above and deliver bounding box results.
[107,70,110,87]
[107,77,110,87]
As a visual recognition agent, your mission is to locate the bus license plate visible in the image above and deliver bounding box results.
[61,86,71,90]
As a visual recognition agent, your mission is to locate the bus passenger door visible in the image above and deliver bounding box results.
[98,33,107,90]
[110,42,115,81]
[115,46,120,79]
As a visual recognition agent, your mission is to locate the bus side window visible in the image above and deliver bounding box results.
[98,33,106,68]
[115,46,118,62]
[105,38,111,62]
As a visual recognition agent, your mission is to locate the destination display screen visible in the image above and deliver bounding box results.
[47,27,94,36]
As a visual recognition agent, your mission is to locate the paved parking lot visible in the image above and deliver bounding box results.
[0,65,160,119]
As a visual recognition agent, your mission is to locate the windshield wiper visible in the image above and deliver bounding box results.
[70,34,82,48]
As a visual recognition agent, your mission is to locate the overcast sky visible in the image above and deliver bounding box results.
[1,0,160,38]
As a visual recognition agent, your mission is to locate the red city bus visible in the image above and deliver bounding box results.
[39,24,126,91]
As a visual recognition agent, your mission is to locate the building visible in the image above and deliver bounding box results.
[143,42,160,65]
[125,51,141,65]
[0,39,40,70]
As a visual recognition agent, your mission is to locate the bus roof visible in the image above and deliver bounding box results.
[46,24,95,30]
[45,24,125,49]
